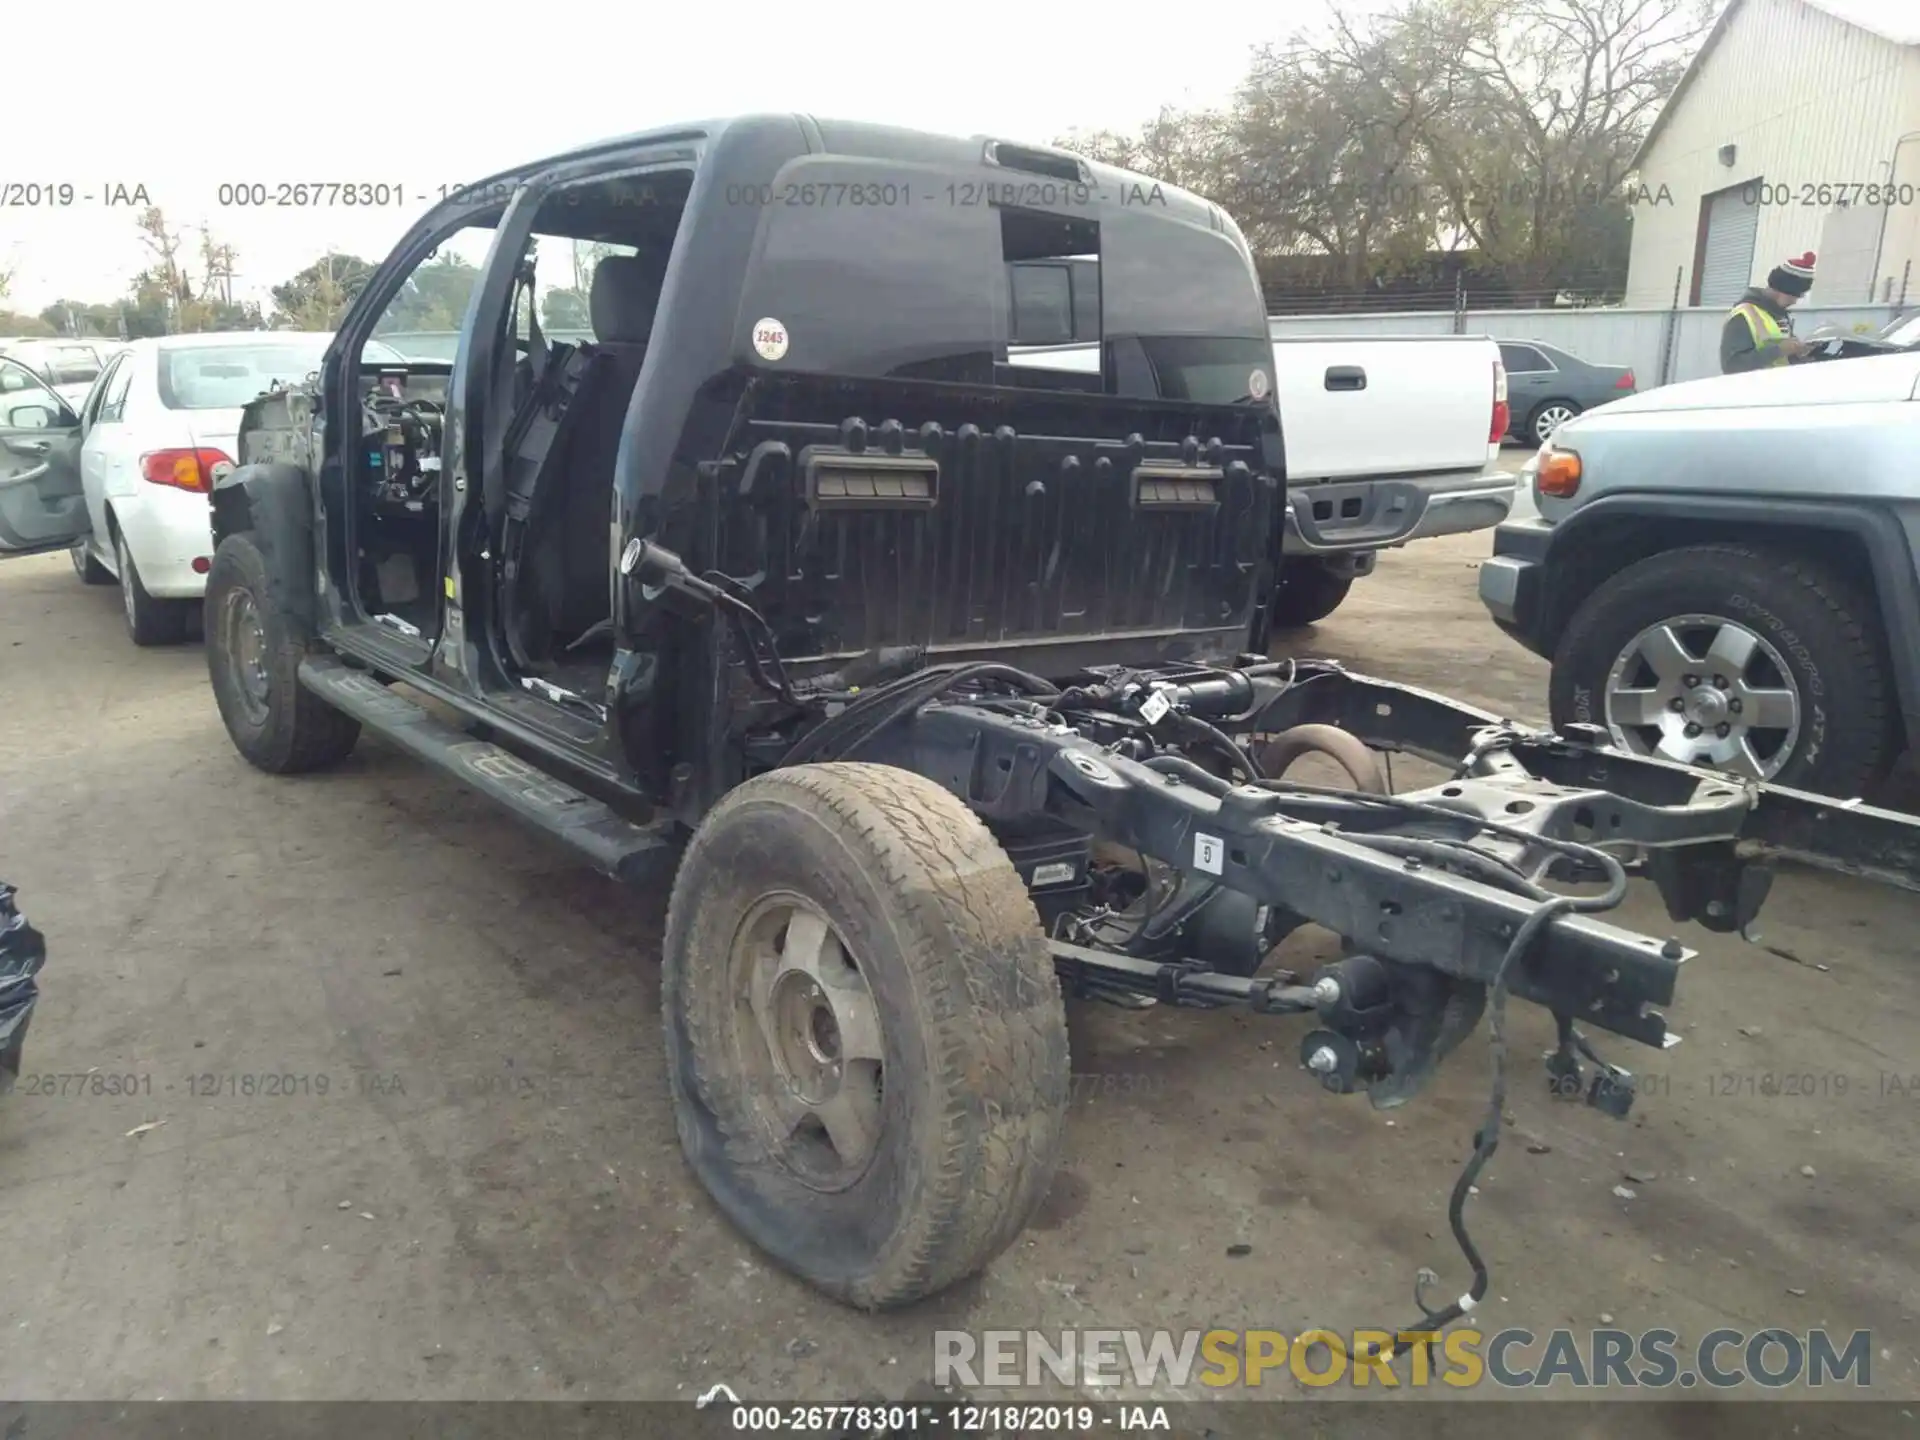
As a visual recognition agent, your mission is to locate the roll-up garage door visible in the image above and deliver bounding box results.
[1698,183,1762,306]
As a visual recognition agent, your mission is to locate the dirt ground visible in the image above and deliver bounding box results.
[1,511,1916,1420]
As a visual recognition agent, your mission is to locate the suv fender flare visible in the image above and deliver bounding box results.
[1547,492,1920,746]
[210,463,319,640]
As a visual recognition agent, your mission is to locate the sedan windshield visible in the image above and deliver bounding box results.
[158,340,332,409]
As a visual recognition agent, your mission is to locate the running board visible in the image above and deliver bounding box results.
[299,657,679,886]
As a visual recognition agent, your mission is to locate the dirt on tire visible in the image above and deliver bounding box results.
[661,761,1070,1310]
[204,531,361,775]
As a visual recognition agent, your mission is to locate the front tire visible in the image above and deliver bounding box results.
[1269,560,1355,628]
[1549,543,1892,796]
[663,763,1070,1309]
[204,531,360,774]
[116,532,191,646]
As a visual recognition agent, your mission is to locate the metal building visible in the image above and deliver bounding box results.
[1624,0,1920,309]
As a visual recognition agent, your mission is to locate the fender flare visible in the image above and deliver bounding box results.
[1545,492,1920,744]
[210,463,319,640]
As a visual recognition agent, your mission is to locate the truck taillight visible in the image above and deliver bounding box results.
[1615,370,1636,390]
[1489,360,1510,443]
[140,448,232,494]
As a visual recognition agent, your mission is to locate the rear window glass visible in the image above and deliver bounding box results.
[741,158,1268,406]
[159,341,330,409]
[1131,336,1278,405]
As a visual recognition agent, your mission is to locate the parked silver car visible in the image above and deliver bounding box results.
[0,338,123,408]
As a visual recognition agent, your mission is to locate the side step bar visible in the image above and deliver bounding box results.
[299,657,679,886]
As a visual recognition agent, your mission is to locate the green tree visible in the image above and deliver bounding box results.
[38,300,126,337]
[382,252,482,331]
[270,253,376,330]
[541,287,589,329]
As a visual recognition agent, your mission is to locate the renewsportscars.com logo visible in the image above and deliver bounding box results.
[933,1327,1876,1391]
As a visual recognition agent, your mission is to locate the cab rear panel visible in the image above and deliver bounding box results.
[710,375,1280,670]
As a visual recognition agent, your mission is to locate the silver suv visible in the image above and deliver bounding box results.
[1480,349,1920,800]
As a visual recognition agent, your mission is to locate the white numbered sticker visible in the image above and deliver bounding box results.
[1247,368,1270,400]
[1139,688,1173,725]
[750,317,789,361]
[1194,833,1224,875]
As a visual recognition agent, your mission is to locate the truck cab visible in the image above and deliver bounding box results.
[209,116,1286,829]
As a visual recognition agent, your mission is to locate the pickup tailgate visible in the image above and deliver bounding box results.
[1269,333,1499,481]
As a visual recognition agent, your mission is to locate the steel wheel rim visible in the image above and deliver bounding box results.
[1535,404,1574,441]
[117,537,137,628]
[1602,613,1801,779]
[726,893,886,1191]
[221,586,272,725]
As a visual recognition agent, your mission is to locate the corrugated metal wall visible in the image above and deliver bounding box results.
[1268,305,1903,386]
[1624,0,1920,307]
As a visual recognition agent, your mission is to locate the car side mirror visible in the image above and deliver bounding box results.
[5,403,60,430]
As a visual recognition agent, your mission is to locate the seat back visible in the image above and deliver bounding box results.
[539,256,664,646]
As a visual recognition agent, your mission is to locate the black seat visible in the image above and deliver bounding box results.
[528,255,664,652]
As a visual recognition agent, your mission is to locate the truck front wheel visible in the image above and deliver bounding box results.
[1549,543,1893,796]
[204,531,361,774]
[663,762,1070,1309]
[1268,559,1355,628]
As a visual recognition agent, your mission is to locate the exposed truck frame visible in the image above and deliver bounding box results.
[194,115,1920,1336]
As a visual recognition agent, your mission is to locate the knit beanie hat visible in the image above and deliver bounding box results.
[1768,251,1816,297]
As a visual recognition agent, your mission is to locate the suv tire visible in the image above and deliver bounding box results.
[1549,543,1892,797]
[1269,560,1354,628]
[663,762,1070,1309]
[204,531,361,773]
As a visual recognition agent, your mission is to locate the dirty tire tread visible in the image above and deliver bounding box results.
[1269,562,1354,628]
[663,762,1069,1310]
[1549,541,1892,796]
[204,531,360,774]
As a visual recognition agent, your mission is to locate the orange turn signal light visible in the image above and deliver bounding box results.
[1536,449,1582,499]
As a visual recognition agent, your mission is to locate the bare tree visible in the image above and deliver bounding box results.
[1415,0,1713,290]
[199,228,238,307]
[1056,0,1705,303]
[133,207,194,330]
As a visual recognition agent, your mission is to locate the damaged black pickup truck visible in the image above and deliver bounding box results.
[177,117,1920,1329]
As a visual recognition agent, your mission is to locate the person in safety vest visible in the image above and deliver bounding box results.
[1720,251,1816,373]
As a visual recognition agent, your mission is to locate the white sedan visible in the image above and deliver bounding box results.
[64,332,399,644]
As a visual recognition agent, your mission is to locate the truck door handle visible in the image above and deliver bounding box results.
[1324,366,1366,391]
[4,438,50,456]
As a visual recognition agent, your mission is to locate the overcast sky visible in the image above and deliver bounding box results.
[1,0,1340,316]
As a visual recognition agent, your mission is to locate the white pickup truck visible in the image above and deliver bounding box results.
[1005,262,1515,626]
[1264,330,1516,624]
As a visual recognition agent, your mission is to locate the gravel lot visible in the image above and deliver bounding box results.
[1,515,1916,1425]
